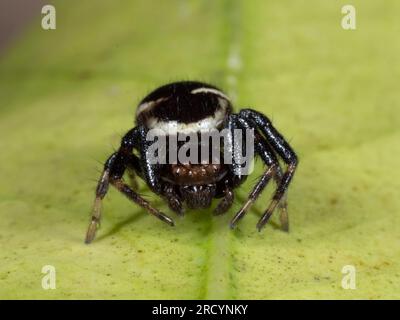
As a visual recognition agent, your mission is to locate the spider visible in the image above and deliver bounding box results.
[85,81,298,243]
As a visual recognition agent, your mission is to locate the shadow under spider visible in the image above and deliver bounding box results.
[96,212,145,242]
[96,190,282,242]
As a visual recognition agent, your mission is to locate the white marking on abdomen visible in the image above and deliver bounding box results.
[136,97,168,116]
[146,102,227,134]
[191,87,230,101]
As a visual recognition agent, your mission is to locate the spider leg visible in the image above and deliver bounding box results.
[230,166,276,228]
[125,150,143,190]
[214,187,234,215]
[139,127,185,216]
[273,166,289,231]
[239,109,298,231]
[226,115,278,228]
[111,179,175,226]
[252,131,290,231]
[85,151,124,244]
[163,185,184,216]
[137,126,164,194]
[85,127,174,244]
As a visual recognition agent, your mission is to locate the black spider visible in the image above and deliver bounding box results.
[85,81,298,243]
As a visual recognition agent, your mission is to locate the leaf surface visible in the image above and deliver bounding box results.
[0,0,399,299]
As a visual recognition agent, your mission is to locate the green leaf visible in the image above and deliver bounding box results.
[0,0,399,299]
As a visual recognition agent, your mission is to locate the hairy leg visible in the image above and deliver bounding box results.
[229,115,281,229]
[239,109,298,231]
[163,185,184,216]
[85,127,173,244]
[214,188,234,215]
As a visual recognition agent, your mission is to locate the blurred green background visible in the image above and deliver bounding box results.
[0,0,399,299]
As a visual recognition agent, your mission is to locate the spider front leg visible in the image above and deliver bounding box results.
[214,187,234,215]
[230,165,277,228]
[273,166,290,231]
[252,131,290,231]
[85,152,118,244]
[110,178,175,226]
[163,185,184,216]
[239,109,298,231]
[85,127,174,244]
[227,115,278,228]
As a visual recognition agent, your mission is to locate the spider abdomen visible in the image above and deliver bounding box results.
[135,81,232,134]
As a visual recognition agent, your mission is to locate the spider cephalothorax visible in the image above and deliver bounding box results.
[85,81,298,243]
